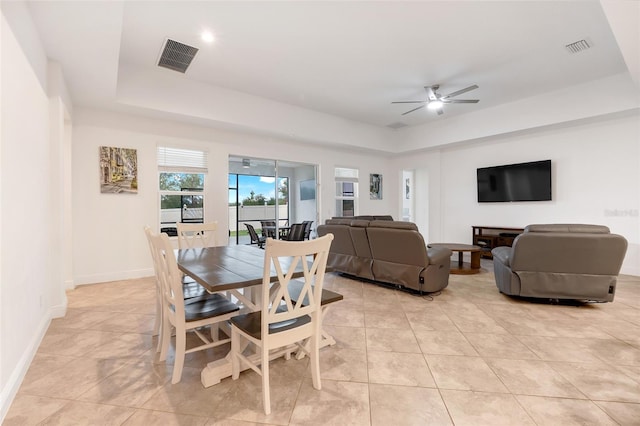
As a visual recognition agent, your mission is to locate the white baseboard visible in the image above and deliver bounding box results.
[74,268,154,286]
[620,267,640,277]
[64,279,74,290]
[0,310,52,424]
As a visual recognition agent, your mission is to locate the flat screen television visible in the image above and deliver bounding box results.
[477,160,551,202]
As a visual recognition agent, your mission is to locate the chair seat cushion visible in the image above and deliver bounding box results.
[184,293,239,322]
[288,281,343,306]
[231,310,311,339]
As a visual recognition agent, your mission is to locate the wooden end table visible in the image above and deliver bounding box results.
[428,243,482,275]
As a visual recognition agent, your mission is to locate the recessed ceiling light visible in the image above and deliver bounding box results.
[201,30,215,43]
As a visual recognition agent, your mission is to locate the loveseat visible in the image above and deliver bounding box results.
[492,224,627,302]
[316,219,451,292]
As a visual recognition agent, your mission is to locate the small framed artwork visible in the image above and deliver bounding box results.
[99,146,138,194]
[370,173,382,200]
[405,177,411,199]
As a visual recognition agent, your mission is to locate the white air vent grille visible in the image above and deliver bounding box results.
[565,39,591,54]
[158,39,199,73]
[387,122,408,129]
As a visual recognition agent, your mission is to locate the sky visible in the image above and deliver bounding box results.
[228,174,283,203]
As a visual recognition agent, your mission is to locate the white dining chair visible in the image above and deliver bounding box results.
[176,221,218,249]
[145,225,210,350]
[144,226,164,351]
[230,233,334,415]
[176,222,217,299]
[147,228,240,384]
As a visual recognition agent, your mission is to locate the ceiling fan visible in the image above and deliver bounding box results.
[392,84,479,116]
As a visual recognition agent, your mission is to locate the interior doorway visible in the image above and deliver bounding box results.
[228,156,318,245]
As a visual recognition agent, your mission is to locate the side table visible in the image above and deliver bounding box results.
[428,243,482,275]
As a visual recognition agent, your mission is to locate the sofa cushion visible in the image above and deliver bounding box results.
[368,220,419,231]
[325,218,352,225]
[524,224,610,234]
[349,219,370,228]
[510,231,626,275]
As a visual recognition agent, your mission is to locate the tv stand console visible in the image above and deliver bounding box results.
[472,226,524,259]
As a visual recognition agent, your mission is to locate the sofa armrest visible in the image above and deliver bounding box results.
[427,246,452,265]
[492,246,512,267]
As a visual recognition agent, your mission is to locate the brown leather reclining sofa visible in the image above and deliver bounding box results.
[492,224,627,302]
[316,217,451,293]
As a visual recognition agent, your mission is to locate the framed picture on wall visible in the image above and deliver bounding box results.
[300,179,316,200]
[370,173,382,200]
[405,178,410,199]
[99,146,138,194]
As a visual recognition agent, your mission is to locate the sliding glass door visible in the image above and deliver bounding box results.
[228,156,317,245]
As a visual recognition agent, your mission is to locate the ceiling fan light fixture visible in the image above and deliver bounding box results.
[427,100,443,110]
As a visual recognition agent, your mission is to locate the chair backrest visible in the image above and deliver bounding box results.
[261,234,334,339]
[144,226,163,287]
[145,228,185,323]
[245,223,261,244]
[176,222,218,249]
[144,225,158,269]
[287,223,306,241]
[510,224,627,275]
[302,220,313,239]
[261,221,277,238]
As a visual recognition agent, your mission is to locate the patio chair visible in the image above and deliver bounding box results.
[283,223,306,241]
[246,223,266,248]
[302,220,313,240]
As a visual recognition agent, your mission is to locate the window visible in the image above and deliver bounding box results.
[158,147,208,233]
[335,167,358,217]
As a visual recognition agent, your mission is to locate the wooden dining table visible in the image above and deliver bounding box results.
[176,244,342,387]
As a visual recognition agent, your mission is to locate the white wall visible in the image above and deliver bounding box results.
[71,108,394,285]
[394,111,640,275]
[1,4,68,419]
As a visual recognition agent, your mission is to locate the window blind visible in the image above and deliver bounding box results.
[335,167,358,182]
[157,146,208,173]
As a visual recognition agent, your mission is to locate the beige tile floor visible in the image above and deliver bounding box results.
[5,264,640,425]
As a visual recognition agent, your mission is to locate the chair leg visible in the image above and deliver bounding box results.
[172,328,186,384]
[310,332,321,390]
[153,291,162,337]
[210,324,219,342]
[262,347,271,415]
[154,291,163,353]
[231,327,240,380]
[159,315,171,362]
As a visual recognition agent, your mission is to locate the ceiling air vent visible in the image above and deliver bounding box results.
[158,39,199,73]
[387,122,408,129]
[565,39,591,54]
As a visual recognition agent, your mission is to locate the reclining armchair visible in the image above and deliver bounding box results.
[492,224,627,302]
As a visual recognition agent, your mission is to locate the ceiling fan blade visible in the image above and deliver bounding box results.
[391,101,426,104]
[442,84,479,99]
[402,105,426,115]
[442,99,479,104]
